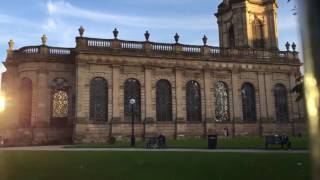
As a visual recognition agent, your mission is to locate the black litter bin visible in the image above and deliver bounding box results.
[208,135,218,149]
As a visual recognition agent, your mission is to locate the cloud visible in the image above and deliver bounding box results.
[46,0,216,30]
[277,13,299,31]
[0,14,39,28]
[43,18,57,30]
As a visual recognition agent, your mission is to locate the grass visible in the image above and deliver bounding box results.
[66,137,309,149]
[0,151,310,180]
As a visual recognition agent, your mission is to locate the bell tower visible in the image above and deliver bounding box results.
[215,0,279,50]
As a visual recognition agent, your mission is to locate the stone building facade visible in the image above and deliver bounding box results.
[0,0,306,145]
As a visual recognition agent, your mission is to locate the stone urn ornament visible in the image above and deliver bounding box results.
[202,35,208,46]
[285,41,290,51]
[144,31,150,41]
[41,34,47,46]
[78,26,85,37]
[292,42,297,52]
[174,33,180,44]
[113,28,119,39]
[8,39,14,50]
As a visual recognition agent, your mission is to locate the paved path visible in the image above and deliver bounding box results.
[0,146,309,154]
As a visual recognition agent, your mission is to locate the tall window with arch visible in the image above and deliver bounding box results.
[186,80,202,122]
[90,77,108,121]
[51,78,69,127]
[19,78,33,128]
[214,81,230,122]
[274,84,289,122]
[241,83,257,122]
[124,78,141,121]
[156,80,172,121]
[252,18,265,48]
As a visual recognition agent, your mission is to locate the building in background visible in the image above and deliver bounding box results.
[0,0,306,145]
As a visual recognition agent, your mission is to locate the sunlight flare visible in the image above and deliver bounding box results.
[0,92,5,113]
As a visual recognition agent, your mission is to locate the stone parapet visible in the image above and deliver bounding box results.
[5,37,300,65]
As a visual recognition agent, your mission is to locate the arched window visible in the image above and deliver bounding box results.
[214,81,230,122]
[228,25,235,48]
[124,79,141,121]
[156,80,172,121]
[186,80,202,122]
[19,78,32,128]
[252,18,265,48]
[90,77,108,121]
[241,83,257,122]
[51,78,69,127]
[274,84,289,122]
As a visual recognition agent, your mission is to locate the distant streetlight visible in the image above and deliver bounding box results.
[130,98,136,147]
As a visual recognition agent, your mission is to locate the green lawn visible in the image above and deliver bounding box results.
[66,137,309,149]
[0,151,310,180]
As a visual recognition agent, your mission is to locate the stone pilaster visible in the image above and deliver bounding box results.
[144,67,153,122]
[112,65,120,121]
[204,70,213,121]
[267,9,279,50]
[289,73,299,120]
[34,70,49,127]
[231,71,241,121]
[258,73,267,121]
[3,66,19,127]
[75,62,88,123]
[175,68,184,122]
[264,73,274,120]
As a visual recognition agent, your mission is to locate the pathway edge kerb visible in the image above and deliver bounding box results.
[0,146,310,154]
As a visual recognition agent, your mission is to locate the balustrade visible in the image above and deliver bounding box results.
[182,45,201,54]
[20,47,39,54]
[13,37,298,62]
[121,41,143,49]
[49,48,71,55]
[87,39,111,48]
[152,43,174,52]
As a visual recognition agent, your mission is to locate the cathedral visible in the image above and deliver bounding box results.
[0,0,306,145]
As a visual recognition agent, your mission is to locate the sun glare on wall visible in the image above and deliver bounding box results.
[0,92,5,113]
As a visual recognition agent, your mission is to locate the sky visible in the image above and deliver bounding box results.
[0,0,300,86]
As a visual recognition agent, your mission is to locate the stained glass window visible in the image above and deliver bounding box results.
[52,90,69,118]
[19,78,32,127]
[90,77,108,121]
[274,84,289,122]
[124,79,141,121]
[186,80,202,122]
[51,78,69,120]
[241,83,257,122]
[214,81,230,122]
[156,80,172,121]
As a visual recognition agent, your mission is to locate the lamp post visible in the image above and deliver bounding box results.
[129,98,136,147]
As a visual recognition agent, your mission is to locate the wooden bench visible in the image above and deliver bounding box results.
[146,135,167,149]
[265,135,292,150]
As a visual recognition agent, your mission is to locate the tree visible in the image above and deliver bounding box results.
[291,75,304,102]
[287,0,297,15]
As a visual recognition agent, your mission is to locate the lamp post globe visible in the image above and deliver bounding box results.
[130,98,136,105]
[130,98,136,147]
